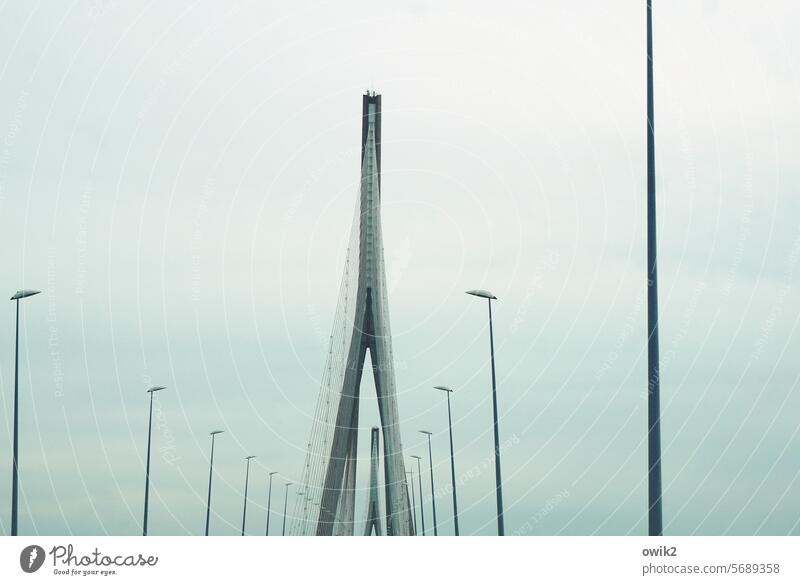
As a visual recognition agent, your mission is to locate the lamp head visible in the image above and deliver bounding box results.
[245,455,256,460]
[433,385,454,393]
[418,430,432,436]
[147,386,166,393]
[466,289,497,300]
[10,290,41,301]
[210,430,224,436]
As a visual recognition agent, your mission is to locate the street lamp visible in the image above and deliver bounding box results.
[282,482,295,536]
[241,456,256,536]
[418,430,437,536]
[205,430,224,536]
[142,385,166,536]
[265,471,277,536]
[282,482,293,536]
[410,456,425,535]
[434,385,459,536]
[405,470,418,535]
[645,0,663,537]
[304,493,312,536]
[295,489,305,535]
[9,289,41,536]
[466,288,505,535]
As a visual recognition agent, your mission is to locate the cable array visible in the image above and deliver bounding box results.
[288,196,362,535]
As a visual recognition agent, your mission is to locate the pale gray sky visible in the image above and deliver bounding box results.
[1,0,799,535]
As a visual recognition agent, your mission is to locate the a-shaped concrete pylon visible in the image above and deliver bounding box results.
[315,93,414,536]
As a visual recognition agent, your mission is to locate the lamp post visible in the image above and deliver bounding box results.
[295,489,305,535]
[241,456,256,536]
[205,430,224,536]
[9,289,41,536]
[433,385,459,536]
[466,289,505,535]
[295,491,304,535]
[418,430,437,536]
[645,0,663,537]
[282,482,293,536]
[304,494,312,536]
[411,456,426,535]
[266,471,277,535]
[142,385,166,536]
[405,470,418,535]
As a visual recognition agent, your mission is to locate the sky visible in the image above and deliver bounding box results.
[0,0,799,536]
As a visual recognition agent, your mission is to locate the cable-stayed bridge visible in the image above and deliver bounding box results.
[289,93,414,536]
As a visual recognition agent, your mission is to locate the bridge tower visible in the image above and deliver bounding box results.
[311,93,414,536]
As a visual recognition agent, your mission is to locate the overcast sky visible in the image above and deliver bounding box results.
[1,0,799,536]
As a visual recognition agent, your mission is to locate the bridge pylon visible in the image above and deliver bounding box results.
[307,93,414,536]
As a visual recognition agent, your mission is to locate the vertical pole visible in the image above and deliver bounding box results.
[304,495,311,536]
[426,435,438,536]
[416,458,426,535]
[266,473,275,536]
[407,471,418,535]
[646,0,663,537]
[446,392,460,535]
[205,434,216,536]
[11,299,19,536]
[143,391,154,536]
[241,458,252,536]
[488,298,505,535]
[282,484,290,536]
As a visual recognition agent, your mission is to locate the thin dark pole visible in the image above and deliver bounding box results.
[305,495,312,535]
[423,433,438,536]
[406,471,418,535]
[9,290,39,536]
[646,0,663,537]
[143,392,155,536]
[11,299,19,536]
[413,457,426,535]
[445,391,460,535]
[282,483,292,536]
[266,472,276,535]
[488,298,505,535]
[205,432,221,536]
[241,457,255,536]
